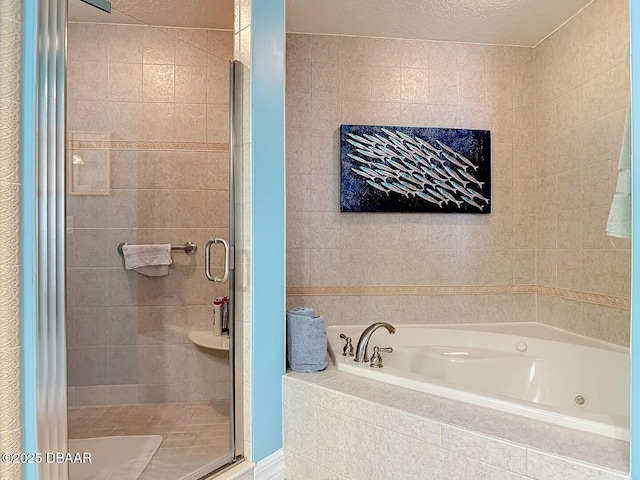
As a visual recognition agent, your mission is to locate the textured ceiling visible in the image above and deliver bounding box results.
[68,0,233,29]
[69,0,593,46]
[286,0,594,46]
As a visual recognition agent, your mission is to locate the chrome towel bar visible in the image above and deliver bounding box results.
[117,241,198,256]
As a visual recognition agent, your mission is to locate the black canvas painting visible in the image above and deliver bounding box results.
[340,125,491,213]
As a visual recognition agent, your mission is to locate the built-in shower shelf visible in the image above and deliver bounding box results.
[188,331,230,351]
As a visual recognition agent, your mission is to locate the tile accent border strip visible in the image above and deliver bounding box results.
[67,140,229,152]
[287,285,537,296]
[287,285,630,309]
[537,286,631,309]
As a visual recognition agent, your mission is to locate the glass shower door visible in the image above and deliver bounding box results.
[65,1,238,478]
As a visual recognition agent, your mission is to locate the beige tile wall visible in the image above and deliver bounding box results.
[285,33,537,324]
[286,0,631,346]
[533,0,630,344]
[66,23,234,404]
[0,0,23,478]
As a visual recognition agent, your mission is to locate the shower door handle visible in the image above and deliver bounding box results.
[205,238,230,283]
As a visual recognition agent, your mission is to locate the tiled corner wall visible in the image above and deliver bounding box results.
[283,372,630,480]
[233,0,253,461]
[0,0,23,478]
[533,0,631,345]
[285,0,632,347]
[66,22,234,405]
[285,33,538,326]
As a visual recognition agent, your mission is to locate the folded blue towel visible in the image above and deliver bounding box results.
[287,306,315,318]
[286,308,327,373]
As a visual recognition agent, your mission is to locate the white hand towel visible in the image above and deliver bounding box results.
[122,244,172,277]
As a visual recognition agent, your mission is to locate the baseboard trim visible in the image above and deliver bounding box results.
[254,449,285,480]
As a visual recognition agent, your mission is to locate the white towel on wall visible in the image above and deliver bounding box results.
[606,103,632,239]
[122,244,172,277]
[606,44,631,240]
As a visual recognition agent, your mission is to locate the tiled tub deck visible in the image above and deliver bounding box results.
[283,367,629,480]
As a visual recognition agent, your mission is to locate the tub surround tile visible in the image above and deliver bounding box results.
[287,286,629,344]
[526,449,629,480]
[286,286,628,309]
[283,397,317,460]
[372,427,407,479]
[284,451,316,480]
[375,405,441,446]
[283,367,630,477]
[442,425,527,475]
[283,373,325,405]
[341,420,379,479]
[315,466,348,480]
[404,437,446,479]
[322,373,431,421]
[320,388,376,423]
[468,410,561,453]
[411,391,483,428]
[443,450,525,480]
[286,0,630,351]
[312,409,357,477]
[533,430,630,475]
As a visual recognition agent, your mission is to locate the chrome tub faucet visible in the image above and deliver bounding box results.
[354,322,396,363]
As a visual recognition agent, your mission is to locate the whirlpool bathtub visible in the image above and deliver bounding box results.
[327,322,629,440]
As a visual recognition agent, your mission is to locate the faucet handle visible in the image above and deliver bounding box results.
[339,334,354,357]
[369,346,393,368]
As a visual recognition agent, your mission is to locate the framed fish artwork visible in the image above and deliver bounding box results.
[340,124,491,213]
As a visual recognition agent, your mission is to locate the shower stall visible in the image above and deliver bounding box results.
[56,0,243,478]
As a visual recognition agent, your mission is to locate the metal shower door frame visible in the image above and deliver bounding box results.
[28,0,69,478]
[228,59,243,462]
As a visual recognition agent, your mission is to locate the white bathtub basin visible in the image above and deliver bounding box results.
[327,322,630,440]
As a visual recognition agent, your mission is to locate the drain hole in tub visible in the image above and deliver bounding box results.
[575,395,588,408]
[515,341,527,352]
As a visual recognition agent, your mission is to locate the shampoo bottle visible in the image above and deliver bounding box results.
[213,299,222,336]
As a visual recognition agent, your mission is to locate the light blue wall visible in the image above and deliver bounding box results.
[20,0,38,478]
[250,0,286,463]
[631,1,639,476]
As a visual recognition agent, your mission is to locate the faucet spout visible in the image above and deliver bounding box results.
[354,322,395,363]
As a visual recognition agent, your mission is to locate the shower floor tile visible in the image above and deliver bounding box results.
[68,401,231,480]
